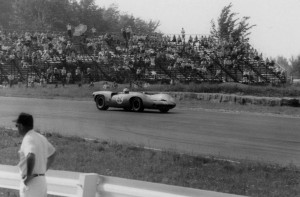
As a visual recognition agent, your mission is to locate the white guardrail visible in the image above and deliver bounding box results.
[0,164,247,197]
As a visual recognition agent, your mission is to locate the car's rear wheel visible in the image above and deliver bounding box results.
[96,95,109,110]
[131,97,144,112]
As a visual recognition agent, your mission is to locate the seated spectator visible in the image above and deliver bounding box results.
[215,69,221,77]
[86,67,94,87]
[112,81,118,89]
[0,29,286,87]
[136,67,142,80]
[66,71,72,84]
[28,76,35,88]
[103,81,110,90]
[40,72,47,87]
[2,78,9,87]
[53,67,60,87]
[91,26,96,37]
[150,56,156,67]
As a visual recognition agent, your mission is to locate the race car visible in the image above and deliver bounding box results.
[92,88,176,113]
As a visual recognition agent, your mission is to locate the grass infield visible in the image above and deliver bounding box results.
[0,128,299,197]
[1,82,300,99]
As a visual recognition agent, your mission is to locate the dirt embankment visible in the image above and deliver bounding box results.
[170,92,300,107]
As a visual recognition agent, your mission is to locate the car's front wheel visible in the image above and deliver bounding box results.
[131,97,144,112]
[96,95,109,110]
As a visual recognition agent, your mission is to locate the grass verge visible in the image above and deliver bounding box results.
[0,128,299,197]
[1,82,300,99]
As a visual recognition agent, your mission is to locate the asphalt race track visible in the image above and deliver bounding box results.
[1,96,299,166]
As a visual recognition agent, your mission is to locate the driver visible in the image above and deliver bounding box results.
[123,88,129,94]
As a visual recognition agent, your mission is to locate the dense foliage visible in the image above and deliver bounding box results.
[290,55,300,78]
[0,0,160,34]
[210,3,256,43]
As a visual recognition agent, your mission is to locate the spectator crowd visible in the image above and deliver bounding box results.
[0,25,286,87]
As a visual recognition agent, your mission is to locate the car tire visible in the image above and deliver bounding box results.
[132,97,144,112]
[96,95,109,110]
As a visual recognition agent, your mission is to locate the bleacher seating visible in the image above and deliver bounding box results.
[0,30,287,86]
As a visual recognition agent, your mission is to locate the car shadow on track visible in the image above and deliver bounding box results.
[104,109,179,114]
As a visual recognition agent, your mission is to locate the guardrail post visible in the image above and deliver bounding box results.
[78,173,99,197]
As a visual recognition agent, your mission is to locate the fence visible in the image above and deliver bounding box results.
[0,164,247,197]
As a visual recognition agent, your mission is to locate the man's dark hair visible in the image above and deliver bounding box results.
[14,112,34,130]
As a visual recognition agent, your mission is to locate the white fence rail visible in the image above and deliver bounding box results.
[0,164,247,197]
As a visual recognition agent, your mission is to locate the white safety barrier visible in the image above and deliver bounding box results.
[0,164,247,197]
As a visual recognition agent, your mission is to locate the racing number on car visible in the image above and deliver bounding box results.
[116,96,123,104]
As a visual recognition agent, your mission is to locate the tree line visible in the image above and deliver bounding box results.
[211,3,299,79]
[0,0,160,34]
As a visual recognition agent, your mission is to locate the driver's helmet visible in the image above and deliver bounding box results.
[123,88,129,94]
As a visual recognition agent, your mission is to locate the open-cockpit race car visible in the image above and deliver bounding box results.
[92,89,176,113]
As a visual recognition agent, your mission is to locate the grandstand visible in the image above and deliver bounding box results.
[0,30,287,87]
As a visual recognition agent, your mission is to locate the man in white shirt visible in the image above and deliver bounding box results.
[14,112,56,197]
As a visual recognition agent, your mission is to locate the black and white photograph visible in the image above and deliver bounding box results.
[0,0,299,196]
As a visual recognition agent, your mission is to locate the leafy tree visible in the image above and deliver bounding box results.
[290,55,300,78]
[100,4,160,34]
[46,0,72,30]
[80,0,96,10]
[119,14,136,30]
[276,56,291,76]
[211,3,256,42]
[146,19,161,34]
[0,0,13,28]
[77,0,100,27]
[101,4,120,32]
[118,14,160,34]
[8,0,58,29]
[2,0,160,34]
